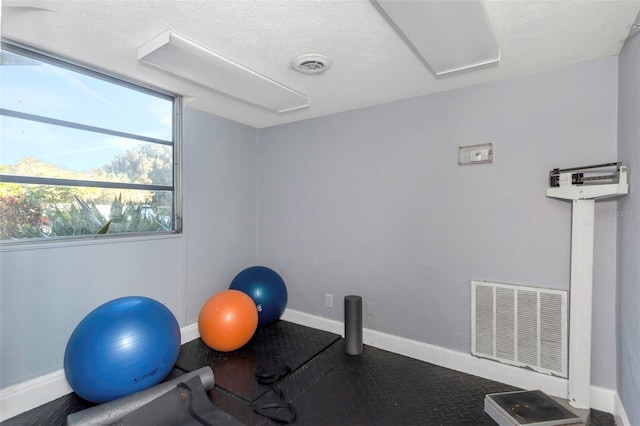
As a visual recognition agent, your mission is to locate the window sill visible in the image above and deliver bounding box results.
[0,232,182,253]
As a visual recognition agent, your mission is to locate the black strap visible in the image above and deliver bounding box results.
[253,366,296,424]
[177,381,213,426]
[255,365,291,385]
[253,386,297,424]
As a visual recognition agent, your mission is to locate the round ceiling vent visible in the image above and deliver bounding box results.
[291,54,332,75]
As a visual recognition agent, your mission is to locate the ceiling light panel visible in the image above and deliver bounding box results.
[373,0,500,77]
[138,31,310,113]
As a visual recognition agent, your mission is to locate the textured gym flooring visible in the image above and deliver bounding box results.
[2,321,616,425]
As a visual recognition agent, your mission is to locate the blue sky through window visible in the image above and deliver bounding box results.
[0,49,173,172]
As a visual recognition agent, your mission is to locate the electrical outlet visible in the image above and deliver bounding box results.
[325,293,333,308]
[366,300,375,317]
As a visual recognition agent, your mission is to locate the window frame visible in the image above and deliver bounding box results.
[0,39,183,244]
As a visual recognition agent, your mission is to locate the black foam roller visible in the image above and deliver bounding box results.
[344,295,363,355]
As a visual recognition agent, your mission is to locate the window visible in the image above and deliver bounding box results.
[0,41,181,242]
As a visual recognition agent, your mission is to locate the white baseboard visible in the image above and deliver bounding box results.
[180,322,200,344]
[281,308,618,415]
[0,310,626,422]
[0,323,202,422]
[0,369,73,423]
[614,391,632,426]
[282,308,344,336]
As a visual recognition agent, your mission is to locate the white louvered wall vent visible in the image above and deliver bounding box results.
[471,281,568,378]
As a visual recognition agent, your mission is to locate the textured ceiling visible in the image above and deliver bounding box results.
[2,0,640,128]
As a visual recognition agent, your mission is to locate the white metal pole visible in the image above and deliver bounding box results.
[567,199,595,409]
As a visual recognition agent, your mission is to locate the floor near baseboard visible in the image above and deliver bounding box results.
[1,321,616,426]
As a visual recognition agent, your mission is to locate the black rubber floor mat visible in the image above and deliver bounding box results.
[2,332,617,426]
[175,320,340,403]
[251,340,525,426]
[209,389,272,426]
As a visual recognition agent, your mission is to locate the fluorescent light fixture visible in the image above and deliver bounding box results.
[138,31,310,113]
[372,0,500,77]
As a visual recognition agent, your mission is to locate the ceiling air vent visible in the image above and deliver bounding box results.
[292,54,332,75]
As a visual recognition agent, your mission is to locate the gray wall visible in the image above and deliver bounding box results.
[617,28,640,424]
[0,238,183,387]
[183,108,258,323]
[257,57,619,389]
[0,107,257,388]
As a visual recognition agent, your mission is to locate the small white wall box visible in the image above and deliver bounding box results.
[458,143,493,165]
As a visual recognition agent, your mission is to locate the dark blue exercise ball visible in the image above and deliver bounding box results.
[64,296,181,403]
[230,266,288,326]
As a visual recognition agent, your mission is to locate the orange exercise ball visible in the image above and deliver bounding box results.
[198,290,258,352]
